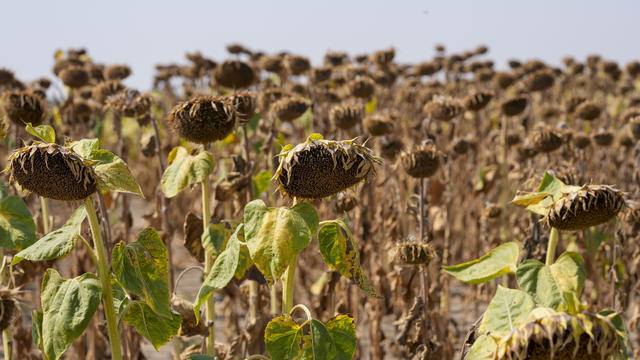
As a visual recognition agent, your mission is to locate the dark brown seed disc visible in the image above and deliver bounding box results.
[167,96,236,144]
[1,91,48,126]
[9,143,98,201]
[545,185,625,230]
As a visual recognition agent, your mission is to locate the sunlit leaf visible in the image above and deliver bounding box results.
[443,242,519,284]
[161,147,215,198]
[12,205,86,264]
[478,286,535,337]
[252,170,272,198]
[265,315,304,360]
[0,181,37,251]
[25,123,55,143]
[466,334,497,360]
[41,269,102,360]
[112,227,171,318]
[123,301,181,350]
[193,225,241,323]
[244,200,319,284]
[516,252,586,313]
[317,219,378,297]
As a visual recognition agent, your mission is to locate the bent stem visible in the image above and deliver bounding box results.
[202,174,216,357]
[282,257,297,314]
[40,196,50,234]
[546,227,559,266]
[85,197,122,360]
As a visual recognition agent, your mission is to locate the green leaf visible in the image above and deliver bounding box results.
[0,183,37,251]
[234,242,253,280]
[41,269,102,360]
[478,286,535,337]
[512,172,582,216]
[247,112,261,132]
[12,206,86,265]
[193,225,242,323]
[111,279,130,318]
[69,138,99,158]
[31,310,44,355]
[202,221,235,258]
[443,242,519,284]
[161,147,215,198]
[244,200,319,284]
[466,334,497,360]
[265,315,304,360]
[123,301,181,350]
[90,149,143,197]
[26,123,55,143]
[252,170,272,198]
[516,252,586,313]
[324,315,356,360]
[112,227,172,318]
[318,220,378,297]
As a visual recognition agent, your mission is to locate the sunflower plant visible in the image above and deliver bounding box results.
[444,172,629,360]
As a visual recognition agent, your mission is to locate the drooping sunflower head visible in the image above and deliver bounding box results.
[401,143,441,179]
[212,60,255,89]
[5,142,99,201]
[274,134,381,199]
[396,242,435,266]
[495,308,624,360]
[270,96,311,122]
[544,184,625,231]
[167,96,237,144]
[1,91,48,126]
[0,287,21,332]
[229,92,256,126]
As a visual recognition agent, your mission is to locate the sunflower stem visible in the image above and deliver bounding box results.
[202,173,216,357]
[40,196,50,234]
[282,257,297,314]
[546,227,559,266]
[0,251,12,360]
[84,197,122,360]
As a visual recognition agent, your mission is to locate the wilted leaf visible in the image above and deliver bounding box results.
[322,315,356,360]
[443,242,519,284]
[265,315,304,360]
[512,172,582,216]
[112,227,171,318]
[0,182,37,251]
[202,220,236,258]
[478,286,535,337]
[193,225,241,323]
[466,334,497,360]
[123,301,181,350]
[244,200,319,284]
[26,123,55,143]
[89,149,144,197]
[516,252,586,313]
[161,147,215,198]
[317,219,378,297]
[12,205,86,264]
[41,269,102,360]
[32,310,44,353]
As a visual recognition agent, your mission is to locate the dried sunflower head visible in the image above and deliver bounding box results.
[0,68,15,85]
[104,64,132,81]
[574,101,601,121]
[500,97,527,117]
[424,98,464,121]
[396,242,434,266]
[573,132,592,149]
[348,76,376,99]
[5,142,99,201]
[271,96,310,122]
[92,80,125,104]
[464,91,493,112]
[285,55,311,75]
[213,60,255,89]
[628,116,640,140]
[1,91,48,126]
[401,143,440,178]
[531,128,563,153]
[329,101,363,130]
[544,184,625,230]
[59,66,89,89]
[311,67,332,83]
[106,88,151,118]
[167,96,236,144]
[523,69,555,92]
[0,287,21,332]
[229,92,256,126]
[592,130,614,147]
[363,113,394,136]
[378,136,404,160]
[274,134,381,199]
[495,308,624,360]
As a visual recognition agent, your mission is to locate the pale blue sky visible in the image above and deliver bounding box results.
[2,1,638,90]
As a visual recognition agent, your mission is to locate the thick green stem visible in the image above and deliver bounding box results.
[270,286,278,315]
[281,257,297,314]
[0,251,12,360]
[546,227,559,266]
[40,196,50,234]
[85,197,122,360]
[202,175,216,356]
